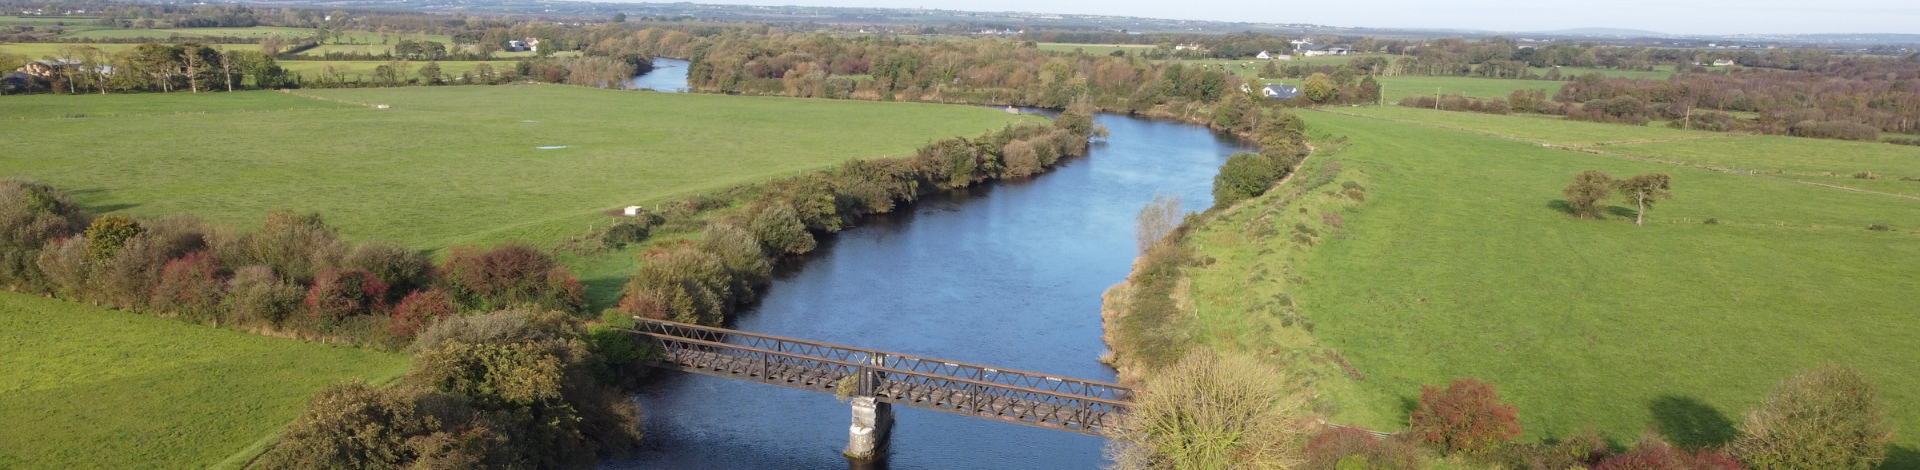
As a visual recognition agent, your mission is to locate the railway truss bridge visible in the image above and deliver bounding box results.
[620,318,1133,459]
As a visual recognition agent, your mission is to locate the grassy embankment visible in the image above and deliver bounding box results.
[1169,105,1920,455]
[0,292,408,469]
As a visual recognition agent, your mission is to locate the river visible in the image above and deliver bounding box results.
[602,66,1254,469]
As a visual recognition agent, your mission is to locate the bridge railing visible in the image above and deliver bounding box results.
[626,318,1133,435]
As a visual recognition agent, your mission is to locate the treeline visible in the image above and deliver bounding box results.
[1555,64,1920,139]
[3,43,293,94]
[612,111,1099,326]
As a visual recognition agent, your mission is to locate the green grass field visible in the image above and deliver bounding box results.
[0,86,1034,251]
[0,42,249,58]
[1179,106,1920,455]
[279,60,521,81]
[56,26,316,40]
[0,292,408,469]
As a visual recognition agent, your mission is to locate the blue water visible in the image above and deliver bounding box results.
[629,58,690,93]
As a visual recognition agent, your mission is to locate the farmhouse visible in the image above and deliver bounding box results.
[13,59,114,79]
[506,38,540,52]
[1299,45,1350,57]
[1712,59,1735,66]
[1261,84,1301,99]
[1256,50,1271,59]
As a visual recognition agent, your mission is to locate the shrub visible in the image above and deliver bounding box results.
[1596,432,1745,470]
[1731,364,1892,470]
[618,245,735,326]
[149,252,225,321]
[1787,121,1878,141]
[698,223,772,303]
[915,136,981,190]
[747,201,816,256]
[835,157,920,215]
[255,381,441,470]
[1213,152,1280,208]
[410,307,576,354]
[307,268,389,328]
[344,241,432,302]
[1497,429,1608,470]
[239,211,345,285]
[0,179,88,289]
[1002,139,1043,178]
[1305,427,1381,470]
[1108,350,1308,470]
[1409,378,1522,454]
[438,244,584,312]
[225,265,305,326]
[1564,170,1617,219]
[84,215,143,261]
[390,289,458,340]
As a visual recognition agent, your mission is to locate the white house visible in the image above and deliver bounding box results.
[1261,84,1302,99]
[1711,59,1735,67]
[1256,50,1271,59]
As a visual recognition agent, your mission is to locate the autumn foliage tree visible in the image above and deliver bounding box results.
[1563,170,1616,219]
[389,289,458,340]
[1409,378,1522,454]
[438,244,584,312]
[1616,173,1673,226]
[307,268,389,328]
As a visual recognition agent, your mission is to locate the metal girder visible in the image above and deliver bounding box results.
[623,319,1133,436]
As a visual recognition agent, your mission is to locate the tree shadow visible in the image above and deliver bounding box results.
[1547,199,1576,216]
[1606,205,1638,218]
[1880,445,1920,470]
[1647,395,1738,450]
[83,203,140,213]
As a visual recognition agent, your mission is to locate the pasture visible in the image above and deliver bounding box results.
[278,60,522,81]
[0,292,408,469]
[0,42,247,57]
[1179,106,1920,454]
[0,85,1035,250]
[56,26,315,40]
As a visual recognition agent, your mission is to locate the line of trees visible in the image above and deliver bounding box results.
[2,43,291,94]
[1554,62,1920,140]
[614,110,1099,327]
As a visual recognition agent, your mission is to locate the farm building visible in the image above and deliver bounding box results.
[1261,84,1302,99]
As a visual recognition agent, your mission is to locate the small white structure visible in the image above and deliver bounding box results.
[1256,50,1272,59]
[623,205,645,216]
[376,104,390,109]
[1711,59,1735,67]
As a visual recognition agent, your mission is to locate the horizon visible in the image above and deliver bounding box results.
[607,0,1920,37]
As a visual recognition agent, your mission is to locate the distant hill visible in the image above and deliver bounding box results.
[1536,28,1671,37]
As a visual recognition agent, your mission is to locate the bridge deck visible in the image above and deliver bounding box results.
[625,319,1131,436]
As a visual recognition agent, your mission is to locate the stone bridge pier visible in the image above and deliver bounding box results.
[844,396,893,460]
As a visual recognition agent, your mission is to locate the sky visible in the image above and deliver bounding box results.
[693,0,1920,36]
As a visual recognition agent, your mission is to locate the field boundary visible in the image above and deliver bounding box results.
[1313,107,1920,202]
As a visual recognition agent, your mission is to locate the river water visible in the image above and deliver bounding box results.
[602,67,1254,469]
[630,58,691,92]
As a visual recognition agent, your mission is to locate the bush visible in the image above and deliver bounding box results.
[747,201,816,256]
[84,215,143,261]
[618,244,735,326]
[1409,378,1522,454]
[307,268,389,328]
[1496,429,1608,470]
[835,157,920,215]
[0,179,88,289]
[1596,432,1745,470]
[1213,152,1280,208]
[149,252,225,321]
[35,236,93,300]
[1731,364,1892,470]
[1564,170,1617,219]
[238,211,345,285]
[438,244,584,312]
[1108,350,1307,470]
[1787,121,1879,141]
[698,223,772,303]
[225,265,305,327]
[390,289,457,340]
[255,381,442,470]
[1002,139,1043,178]
[344,241,432,302]
[1305,427,1382,470]
[410,307,577,354]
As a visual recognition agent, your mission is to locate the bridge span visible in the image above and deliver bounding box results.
[621,318,1133,459]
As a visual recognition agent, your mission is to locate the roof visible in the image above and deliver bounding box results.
[1262,84,1301,99]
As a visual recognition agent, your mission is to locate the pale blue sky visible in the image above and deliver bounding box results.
[699,0,1920,35]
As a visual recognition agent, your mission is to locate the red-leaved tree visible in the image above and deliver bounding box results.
[149,251,225,320]
[307,268,388,328]
[389,288,457,340]
[1409,378,1522,454]
[438,244,584,312]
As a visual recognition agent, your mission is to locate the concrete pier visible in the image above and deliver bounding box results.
[843,396,894,460]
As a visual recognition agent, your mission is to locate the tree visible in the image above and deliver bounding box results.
[1615,173,1672,226]
[1731,365,1892,470]
[1108,350,1308,470]
[1562,170,1616,219]
[84,215,143,261]
[417,61,442,85]
[612,12,627,23]
[1409,378,1521,454]
[1136,193,1183,255]
[1211,152,1279,208]
[1303,72,1336,103]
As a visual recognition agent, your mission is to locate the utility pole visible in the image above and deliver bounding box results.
[1435,86,1441,110]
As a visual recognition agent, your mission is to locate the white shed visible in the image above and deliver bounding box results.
[623,205,645,216]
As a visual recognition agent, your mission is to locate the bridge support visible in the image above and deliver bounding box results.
[843,396,893,460]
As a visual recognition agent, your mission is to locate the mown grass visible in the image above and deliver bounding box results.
[1178,108,1920,453]
[0,292,409,469]
[0,85,1035,250]
[1334,105,1702,146]
[0,90,350,118]
[1608,135,1920,197]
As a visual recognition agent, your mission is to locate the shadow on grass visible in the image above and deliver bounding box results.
[1547,199,1576,215]
[1647,395,1738,450]
[1881,445,1920,470]
[1606,205,1638,218]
